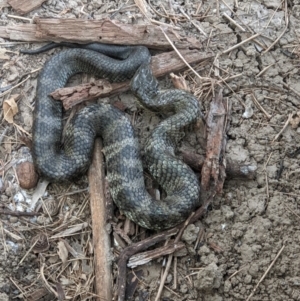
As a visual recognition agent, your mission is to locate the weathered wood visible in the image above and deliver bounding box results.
[0,18,202,49]
[181,150,257,179]
[48,49,213,109]
[88,139,112,301]
[34,18,201,49]
[0,23,43,41]
[8,0,46,15]
[201,89,226,191]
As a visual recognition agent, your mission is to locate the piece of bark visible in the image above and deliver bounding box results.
[34,18,201,50]
[128,241,185,268]
[88,139,112,301]
[8,0,46,15]
[181,151,257,179]
[216,98,232,193]
[201,89,227,192]
[0,23,42,42]
[49,49,213,110]
[0,18,202,49]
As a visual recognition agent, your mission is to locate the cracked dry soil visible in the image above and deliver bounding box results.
[1,0,300,300]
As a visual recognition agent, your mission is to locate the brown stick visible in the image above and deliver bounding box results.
[8,0,46,15]
[88,139,112,301]
[49,49,213,110]
[34,18,201,49]
[181,151,257,179]
[201,89,226,191]
[0,18,201,49]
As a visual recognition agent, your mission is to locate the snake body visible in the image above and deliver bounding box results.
[31,44,201,230]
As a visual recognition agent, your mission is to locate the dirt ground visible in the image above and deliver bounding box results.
[1,0,300,300]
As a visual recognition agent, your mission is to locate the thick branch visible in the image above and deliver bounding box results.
[181,151,257,179]
[88,139,112,301]
[201,89,228,192]
[0,18,202,50]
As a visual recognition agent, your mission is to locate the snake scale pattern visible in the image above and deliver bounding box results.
[30,43,201,230]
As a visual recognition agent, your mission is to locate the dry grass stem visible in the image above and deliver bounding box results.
[262,0,288,54]
[284,204,300,219]
[228,264,249,280]
[18,239,39,265]
[179,7,207,36]
[272,113,293,142]
[195,2,203,14]
[256,63,275,77]
[7,14,32,22]
[0,75,31,98]
[251,93,272,119]
[222,33,261,54]
[222,12,245,32]
[40,261,59,298]
[206,28,214,50]
[282,82,300,98]
[264,0,284,28]
[217,76,246,108]
[246,245,285,301]
[160,27,211,82]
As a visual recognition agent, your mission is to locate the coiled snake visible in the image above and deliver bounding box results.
[28,43,201,230]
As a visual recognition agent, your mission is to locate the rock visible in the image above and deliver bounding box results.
[16,161,39,189]
[181,224,200,244]
[195,262,222,291]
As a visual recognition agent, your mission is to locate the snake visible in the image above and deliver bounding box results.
[25,43,201,230]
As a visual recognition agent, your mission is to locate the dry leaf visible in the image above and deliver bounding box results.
[170,73,190,91]
[30,179,50,210]
[57,240,69,263]
[290,112,300,129]
[0,48,9,60]
[3,94,19,123]
[60,276,74,285]
[51,222,89,239]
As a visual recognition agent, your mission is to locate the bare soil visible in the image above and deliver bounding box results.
[1,0,300,300]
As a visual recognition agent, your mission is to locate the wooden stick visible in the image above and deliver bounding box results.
[201,89,226,191]
[0,18,202,49]
[222,33,261,54]
[181,151,257,179]
[8,0,46,15]
[127,241,185,268]
[88,139,112,301]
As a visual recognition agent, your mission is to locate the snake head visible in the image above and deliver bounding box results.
[131,63,159,100]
